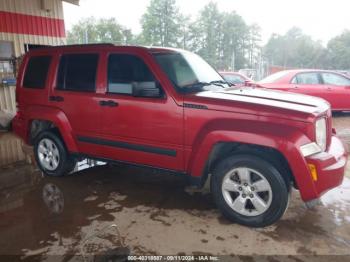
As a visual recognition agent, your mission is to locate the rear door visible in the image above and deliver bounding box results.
[320,72,350,110]
[95,51,184,171]
[49,52,103,155]
[289,72,326,97]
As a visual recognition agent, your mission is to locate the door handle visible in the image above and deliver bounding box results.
[99,100,118,107]
[49,96,64,102]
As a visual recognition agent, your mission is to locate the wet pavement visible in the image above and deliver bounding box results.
[0,114,350,261]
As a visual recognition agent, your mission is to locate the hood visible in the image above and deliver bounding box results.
[187,87,330,119]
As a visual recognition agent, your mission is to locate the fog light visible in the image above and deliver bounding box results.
[308,164,318,181]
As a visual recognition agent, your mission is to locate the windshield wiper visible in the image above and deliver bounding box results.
[180,81,229,94]
[209,80,230,88]
[182,82,211,89]
[182,81,228,89]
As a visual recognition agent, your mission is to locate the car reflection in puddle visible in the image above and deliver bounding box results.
[0,133,132,259]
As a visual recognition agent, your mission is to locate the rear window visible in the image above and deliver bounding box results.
[23,56,51,89]
[56,54,98,92]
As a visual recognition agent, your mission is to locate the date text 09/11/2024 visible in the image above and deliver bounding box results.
[127,255,220,261]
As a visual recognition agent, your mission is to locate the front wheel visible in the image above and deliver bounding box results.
[34,131,76,177]
[211,154,290,227]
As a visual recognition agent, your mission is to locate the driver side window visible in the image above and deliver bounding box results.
[107,54,161,96]
[294,73,320,85]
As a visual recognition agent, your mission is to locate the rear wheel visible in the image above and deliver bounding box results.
[34,131,76,177]
[211,154,290,227]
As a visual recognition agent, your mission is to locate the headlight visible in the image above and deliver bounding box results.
[300,118,327,157]
[315,118,327,151]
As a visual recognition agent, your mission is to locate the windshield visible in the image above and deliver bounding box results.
[154,51,228,93]
[259,70,290,84]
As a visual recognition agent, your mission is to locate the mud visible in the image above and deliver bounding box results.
[0,113,349,259]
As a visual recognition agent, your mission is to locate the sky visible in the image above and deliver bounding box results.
[63,0,350,45]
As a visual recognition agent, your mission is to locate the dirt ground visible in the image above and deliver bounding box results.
[0,113,349,261]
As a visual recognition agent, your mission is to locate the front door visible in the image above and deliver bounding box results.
[96,52,184,171]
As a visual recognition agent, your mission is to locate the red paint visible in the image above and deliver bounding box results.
[0,11,65,37]
[13,45,347,207]
[258,69,350,111]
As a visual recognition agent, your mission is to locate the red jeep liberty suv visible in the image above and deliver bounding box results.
[13,44,347,227]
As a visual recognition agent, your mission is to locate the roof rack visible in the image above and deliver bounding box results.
[54,43,116,48]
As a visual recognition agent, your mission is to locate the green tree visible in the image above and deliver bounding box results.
[67,17,133,44]
[264,27,325,68]
[327,30,350,69]
[178,14,191,49]
[187,2,223,68]
[217,11,249,70]
[187,2,254,70]
[139,0,183,47]
[247,23,262,68]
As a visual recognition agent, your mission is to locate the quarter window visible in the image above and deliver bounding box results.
[23,56,51,88]
[294,73,320,85]
[56,54,98,92]
[322,73,350,86]
[107,54,157,95]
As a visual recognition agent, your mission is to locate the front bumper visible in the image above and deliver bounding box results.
[304,135,347,200]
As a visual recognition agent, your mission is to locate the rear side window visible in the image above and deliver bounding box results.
[322,73,350,86]
[57,54,98,92]
[108,54,156,95]
[23,56,51,88]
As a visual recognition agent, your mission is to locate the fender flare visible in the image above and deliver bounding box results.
[25,105,78,152]
[186,128,317,200]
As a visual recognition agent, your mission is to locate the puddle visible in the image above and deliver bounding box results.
[0,133,214,257]
[321,177,350,226]
[1,132,350,257]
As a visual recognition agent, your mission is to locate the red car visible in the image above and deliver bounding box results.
[13,45,347,227]
[220,71,254,86]
[258,69,350,111]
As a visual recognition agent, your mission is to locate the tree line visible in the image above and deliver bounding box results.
[67,0,350,71]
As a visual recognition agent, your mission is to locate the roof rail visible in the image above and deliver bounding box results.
[54,43,115,48]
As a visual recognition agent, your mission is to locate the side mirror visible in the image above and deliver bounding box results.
[132,82,162,98]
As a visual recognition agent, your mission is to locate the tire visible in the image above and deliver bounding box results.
[211,154,290,227]
[34,130,76,177]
